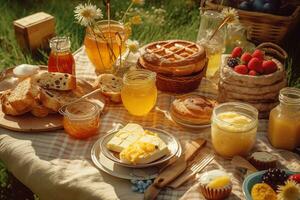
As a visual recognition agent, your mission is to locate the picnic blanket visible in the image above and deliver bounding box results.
[0,47,299,200]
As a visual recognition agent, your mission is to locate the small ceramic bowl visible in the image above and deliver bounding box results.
[242,170,296,200]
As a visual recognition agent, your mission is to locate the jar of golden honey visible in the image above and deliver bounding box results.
[60,101,101,139]
[48,36,75,75]
[211,102,258,158]
[268,87,300,150]
[121,69,157,116]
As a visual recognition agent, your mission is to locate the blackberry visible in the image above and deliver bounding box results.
[227,57,239,68]
[262,168,288,191]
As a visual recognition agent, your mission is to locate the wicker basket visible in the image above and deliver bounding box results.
[205,0,300,44]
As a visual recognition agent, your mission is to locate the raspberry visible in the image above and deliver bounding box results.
[262,60,277,75]
[241,52,252,64]
[262,168,288,191]
[227,57,239,68]
[248,70,257,76]
[252,49,264,61]
[234,65,248,75]
[248,57,263,73]
[231,47,243,58]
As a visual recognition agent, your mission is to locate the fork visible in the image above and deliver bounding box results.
[167,149,214,188]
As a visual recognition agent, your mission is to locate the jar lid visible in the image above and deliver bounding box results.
[49,36,71,52]
[62,101,100,120]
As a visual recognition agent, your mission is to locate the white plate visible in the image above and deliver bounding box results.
[99,128,181,168]
[91,138,182,180]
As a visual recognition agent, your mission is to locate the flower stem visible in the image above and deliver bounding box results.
[122,1,134,22]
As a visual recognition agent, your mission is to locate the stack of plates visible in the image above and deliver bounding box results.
[91,127,182,180]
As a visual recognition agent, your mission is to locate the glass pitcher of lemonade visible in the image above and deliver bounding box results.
[121,69,157,116]
[268,87,300,150]
[84,20,128,73]
[197,10,225,79]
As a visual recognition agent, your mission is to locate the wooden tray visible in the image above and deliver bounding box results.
[0,66,106,133]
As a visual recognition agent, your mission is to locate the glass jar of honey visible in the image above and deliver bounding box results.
[211,102,258,158]
[121,69,157,116]
[48,36,75,75]
[268,87,300,150]
[60,101,101,139]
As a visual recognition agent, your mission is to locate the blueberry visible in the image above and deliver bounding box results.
[253,0,265,11]
[138,188,144,193]
[131,185,139,192]
[263,2,275,12]
[137,180,144,187]
[239,1,251,10]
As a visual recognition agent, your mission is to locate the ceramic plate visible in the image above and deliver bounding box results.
[242,170,296,200]
[91,137,182,180]
[99,128,181,168]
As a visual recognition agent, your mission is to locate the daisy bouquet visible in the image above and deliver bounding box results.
[74,0,165,74]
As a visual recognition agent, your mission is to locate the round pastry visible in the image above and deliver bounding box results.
[170,94,217,125]
[251,183,277,200]
[248,152,277,170]
[198,170,232,200]
[138,40,206,76]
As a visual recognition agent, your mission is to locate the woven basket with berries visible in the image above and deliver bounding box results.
[204,0,300,44]
[218,42,287,118]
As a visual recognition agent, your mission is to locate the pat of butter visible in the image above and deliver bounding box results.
[13,64,39,78]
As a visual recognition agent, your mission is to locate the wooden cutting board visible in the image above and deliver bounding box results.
[0,66,106,132]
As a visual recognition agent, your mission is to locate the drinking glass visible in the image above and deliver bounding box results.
[121,69,157,116]
[197,11,225,79]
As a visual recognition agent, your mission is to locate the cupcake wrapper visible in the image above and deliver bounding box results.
[199,184,232,200]
[249,157,277,170]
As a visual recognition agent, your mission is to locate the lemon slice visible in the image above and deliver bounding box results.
[207,176,230,188]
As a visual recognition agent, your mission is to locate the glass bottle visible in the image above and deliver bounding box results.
[48,36,75,75]
[268,87,300,150]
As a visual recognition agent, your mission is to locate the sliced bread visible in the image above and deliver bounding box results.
[40,89,79,112]
[6,78,35,112]
[93,74,122,103]
[34,71,76,91]
[31,99,50,118]
[1,90,31,116]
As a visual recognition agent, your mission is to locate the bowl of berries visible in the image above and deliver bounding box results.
[243,168,300,200]
[218,42,288,118]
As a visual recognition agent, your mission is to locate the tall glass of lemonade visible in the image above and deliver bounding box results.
[197,11,225,79]
[121,69,157,116]
[84,20,128,73]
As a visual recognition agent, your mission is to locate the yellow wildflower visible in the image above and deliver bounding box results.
[130,15,142,25]
[132,0,145,5]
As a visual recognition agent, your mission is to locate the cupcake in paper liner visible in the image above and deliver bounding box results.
[248,152,277,170]
[198,170,232,200]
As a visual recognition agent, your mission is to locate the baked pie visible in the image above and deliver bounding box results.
[170,94,217,125]
[138,40,206,77]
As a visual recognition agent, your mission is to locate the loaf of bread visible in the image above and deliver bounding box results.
[94,74,122,103]
[34,72,76,91]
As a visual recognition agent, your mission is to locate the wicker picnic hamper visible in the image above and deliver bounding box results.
[204,0,300,44]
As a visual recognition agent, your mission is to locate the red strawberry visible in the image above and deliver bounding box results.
[231,47,243,58]
[252,49,264,61]
[248,57,263,73]
[289,174,300,183]
[262,60,277,74]
[234,65,248,75]
[241,52,252,64]
[248,70,257,76]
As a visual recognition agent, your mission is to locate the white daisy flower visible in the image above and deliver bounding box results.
[126,39,140,53]
[74,3,103,27]
[221,7,239,24]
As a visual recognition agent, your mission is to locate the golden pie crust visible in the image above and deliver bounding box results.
[170,94,217,125]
